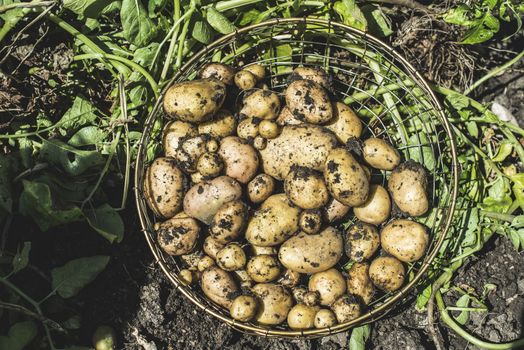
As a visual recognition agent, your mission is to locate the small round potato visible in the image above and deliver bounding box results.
[199,63,235,85]
[250,245,277,256]
[346,262,374,304]
[197,255,216,272]
[252,283,293,325]
[278,269,301,288]
[353,185,391,225]
[216,243,247,271]
[287,304,319,330]
[230,295,258,321]
[178,269,194,285]
[369,256,405,292]
[175,135,209,173]
[290,67,331,91]
[314,309,337,328]
[324,198,350,223]
[246,254,281,283]
[292,286,308,303]
[198,109,237,138]
[381,219,429,262]
[247,174,275,203]
[243,64,266,81]
[206,139,219,153]
[237,117,260,140]
[234,70,257,90]
[330,295,361,323]
[344,222,380,262]
[162,121,197,158]
[203,236,225,259]
[303,291,320,307]
[309,268,347,306]
[285,80,333,124]
[325,102,363,143]
[201,266,238,308]
[157,212,200,256]
[240,90,280,120]
[299,210,322,234]
[259,120,280,139]
[190,172,205,184]
[209,200,248,243]
[284,166,329,210]
[253,136,267,150]
[388,161,429,217]
[196,152,223,178]
[219,136,259,184]
[276,106,303,126]
[362,138,401,171]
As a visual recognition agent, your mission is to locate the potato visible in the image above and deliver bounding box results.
[284,166,329,210]
[381,219,429,262]
[303,291,320,307]
[144,157,187,218]
[330,295,361,323]
[180,250,204,270]
[230,295,258,322]
[260,124,338,180]
[247,174,275,203]
[164,78,226,122]
[156,212,199,255]
[209,200,248,243]
[246,254,281,283]
[197,255,216,272]
[344,222,380,262]
[314,309,337,328]
[196,152,223,178]
[388,161,429,217]
[276,106,303,126]
[308,268,347,306]
[324,148,369,207]
[285,80,332,124]
[253,136,267,150]
[92,326,115,350]
[203,236,225,259]
[362,138,400,171]
[353,185,391,225]
[369,256,405,292]
[287,304,319,330]
[279,227,343,274]
[250,245,277,256]
[299,210,322,235]
[290,67,331,91]
[219,136,259,184]
[162,121,197,158]
[198,109,237,138]
[240,90,280,120]
[234,269,255,290]
[175,135,209,173]
[199,63,235,85]
[190,172,205,184]
[234,70,257,90]
[246,194,300,247]
[216,243,247,271]
[252,283,293,325]
[258,120,280,139]
[292,286,307,303]
[183,176,242,224]
[243,64,266,81]
[278,269,301,288]
[325,102,363,143]
[206,139,219,153]
[178,269,194,285]
[346,262,374,305]
[201,266,238,308]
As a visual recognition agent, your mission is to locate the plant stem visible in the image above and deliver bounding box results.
[174,4,195,69]
[480,210,515,222]
[0,1,53,12]
[215,0,263,12]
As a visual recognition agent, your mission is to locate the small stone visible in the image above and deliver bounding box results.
[517,279,524,294]
[488,328,501,342]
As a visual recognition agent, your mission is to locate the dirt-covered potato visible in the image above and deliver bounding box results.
[292,286,307,303]
[381,219,429,262]
[252,283,293,325]
[175,135,209,173]
[314,309,337,328]
[290,67,331,91]
[346,262,374,305]
[278,269,301,288]
[287,304,319,330]
[237,117,260,141]
[190,172,205,184]
[308,268,346,306]
[284,166,329,210]
[331,295,361,323]
[246,254,281,283]
[353,185,391,225]
[362,138,401,170]
[285,80,333,124]
[206,139,219,153]
[324,148,370,207]
[240,90,280,120]
[230,295,258,322]
[157,212,200,255]
[325,102,363,143]
[209,200,248,243]
[203,236,225,259]
[197,109,237,138]
[178,269,194,285]
[303,291,320,307]
[164,79,226,122]
[276,106,303,126]
[201,266,238,308]
[196,152,223,178]
[246,194,301,247]
[299,210,322,234]
[219,136,259,184]
[247,174,275,203]
[199,63,235,85]
[197,255,216,272]
[183,176,242,224]
[344,222,380,262]
[388,161,429,217]
[234,70,257,90]
[162,121,197,158]
[279,227,343,274]
[250,245,277,256]
[234,269,255,290]
[243,64,266,81]
[369,256,405,292]
[216,243,247,271]
[260,124,338,180]
[324,198,350,223]
[144,157,187,218]
[180,250,204,271]
[253,136,267,150]
[258,120,280,139]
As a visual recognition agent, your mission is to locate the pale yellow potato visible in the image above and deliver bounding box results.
[201,266,238,308]
[258,120,280,139]
[369,256,405,292]
[287,304,320,330]
[285,80,333,124]
[253,136,267,150]
[197,255,216,272]
[252,283,293,325]
[362,138,401,170]
[381,219,429,262]
[325,102,363,143]
[240,90,280,120]
[309,268,347,305]
[216,243,247,271]
[303,291,320,307]
[209,200,248,243]
[344,222,380,262]
[250,245,277,256]
[246,254,281,283]
[290,67,331,90]
[276,106,302,126]
[230,295,258,321]
[219,136,259,184]
[198,109,237,138]
[278,269,301,288]
[196,152,223,178]
[284,166,329,210]
[157,212,200,256]
[353,185,391,225]
[243,63,266,81]
[388,161,429,217]
[174,135,208,173]
[346,262,374,304]
[178,269,194,285]
[234,70,257,90]
[199,63,235,85]
[247,174,275,203]
[299,210,322,235]
[324,198,350,223]
[330,295,361,323]
[203,236,225,259]
[237,117,260,140]
[314,309,337,328]
[162,121,197,158]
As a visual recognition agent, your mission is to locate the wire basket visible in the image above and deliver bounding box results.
[134,17,459,338]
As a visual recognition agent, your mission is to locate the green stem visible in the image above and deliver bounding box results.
[445,306,487,312]
[0,1,53,12]
[215,0,263,12]
[174,5,194,69]
[345,80,414,103]
[480,210,515,222]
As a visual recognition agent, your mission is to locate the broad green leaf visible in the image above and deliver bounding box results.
[349,324,370,350]
[0,321,37,350]
[491,141,513,162]
[0,154,14,213]
[12,242,31,274]
[408,133,436,171]
[461,207,480,248]
[120,0,157,47]
[512,215,524,228]
[68,126,108,147]
[481,177,513,213]
[334,0,367,31]
[416,284,432,310]
[40,139,105,176]
[63,0,116,18]
[84,204,124,243]
[445,92,469,110]
[454,294,471,325]
[51,255,110,298]
[58,96,98,134]
[192,19,214,44]
[147,0,165,16]
[510,174,524,211]
[206,7,236,34]
[18,138,33,169]
[466,121,479,138]
[442,4,475,26]
[362,5,392,37]
[0,0,25,36]
[485,0,497,10]
[461,23,494,44]
[133,42,160,69]
[34,173,90,203]
[239,8,260,25]
[508,229,521,250]
[484,12,500,30]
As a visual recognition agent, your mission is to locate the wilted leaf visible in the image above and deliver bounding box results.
[12,242,31,274]
[84,204,124,243]
[206,7,236,34]
[40,139,105,176]
[121,0,157,47]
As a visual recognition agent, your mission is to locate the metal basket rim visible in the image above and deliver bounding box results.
[134,17,459,338]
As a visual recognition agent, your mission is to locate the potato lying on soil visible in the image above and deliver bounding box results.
[209,200,248,243]
[279,227,343,274]
[164,78,226,122]
[346,262,374,304]
[299,210,322,234]
[162,121,197,158]
[157,212,200,256]
[287,304,320,330]
[201,266,238,308]
[276,106,303,126]
[197,109,237,138]
[219,136,259,184]
[240,90,280,120]
[324,198,350,223]
[284,166,329,210]
[331,295,361,323]
[216,243,247,271]
[252,283,293,325]
[309,268,347,306]
[175,135,209,173]
[199,63,235,85]
[246,254,281,283]
[369,256,405,292]
[234,70,257,90]
[362,138,401,171]
[325,102,363,143]
[247,174,275,203]
[278,269,301,288]
[344,222,380,262]
[285,80,333,124]
[381,219,429,262]
[230,295,258,321]
[388,160,429,217]
[289,67,331,91]
[314,309,337,328]
[353,185,391,225]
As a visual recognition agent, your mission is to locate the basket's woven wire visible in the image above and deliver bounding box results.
[134,18,459,338]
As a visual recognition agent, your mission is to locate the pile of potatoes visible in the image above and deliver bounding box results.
[144,63,431,330]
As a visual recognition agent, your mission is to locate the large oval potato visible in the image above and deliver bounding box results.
[346,262,374,305]
[324,148,369,207]
[344,222,380,262]
[362,138,401,170]
[183,176,242,224]
[156,212,200,256]
[201,266,238,308]
[369,256,405,292]
[287,304,320,330]
[245,194,301,247]
[259,124,338,180]
[308,268,347,306]
[388,161,429,216]
[285,80,333,124]
[279,227,343,274]
[252,283,293,325]
[144,157,187,219]
[197,109,237,138]
[325,102,363,143]
[209,200,248,243]
[353,185,391,225]
[218,136,259,184]
[381,219,429,262]
[162,121,197,158]
[164,78,226,123]
[284,166,329,209]
[240,90,280,120]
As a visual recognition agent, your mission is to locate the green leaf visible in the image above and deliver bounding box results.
[133,42,160,69]
[147,0,165,16]
[481,177,513,213]
[416,284,432,310]
[442,5,475,26]
[18,138,33,169]
[239,8,260,25]
[68,126,108,147]
[334,0,367,31]
[0,321,37,350]
[511,174,524,211]
[465,121,479,138]
[445,92,469,110]
[460,23,494,44]
[0,154,14,214]
[508,229,521,250]
[51,255,110,298]
[361,5,392,37]
[484,12,500,31]
[84,204,124,243]
[408,132,435,171]
[491,141,513,162]
[206,7,236,34]
[58,96,98,134]
[512,215,524,229]
[454,294,471,325]
[63,0,116,18]
[120,0,157,47]
[62,315,82,330]
[349,324,370,350]
[19,180,84,231]
[40,139,105,176]
[12,242,31,274]
[192,19,214,44]
[0,0,25,34]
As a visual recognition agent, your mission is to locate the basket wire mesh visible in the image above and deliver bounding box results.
[134,17,459,338]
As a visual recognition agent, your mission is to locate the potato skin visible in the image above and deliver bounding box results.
[284,167,329,210]
[285,80,333,124]
[290,67,331,91]
[353,185,391,225]
[246,254,281,283]
[196,152,223,178]
[344,222,380,262]
[299,210,322,234]
[324,148,370,207]
[203,236,225,259]
[278,227,343,274]
[325,103,363,143]
[246,194,301,247]
[162,121,197,158]
[230,295,258,321]
[234,70,257,90]
[324,198,350,223]
[388,161,429,217]
[198,109,237,138]
[278,269,301,288]
[276,106,302,126]
[209,200,248,243]
[144,157,187,219]
[201,266,238,308]
[199,63,235,85]
[308,268,347,306]
[237,117,260,140]
[240,90,280,120]
[362,138,400,170]
[346,262,374,305]
[216,243,247,271]
[175,135,209,173]
[381,219,429,262]
[243,64,266,81]
[247,174,275,203]
[369,256,405,292]
[252,283,293,325]
[218,136,259,184]
[314,309,337,328]
[330,295,361,323]
[157,212,200,256]
[287,304,319,330]
[164,78,226,123]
